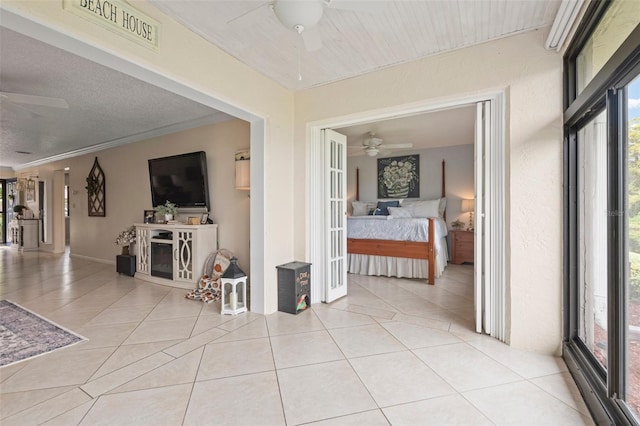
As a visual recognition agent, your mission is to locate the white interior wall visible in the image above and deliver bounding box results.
[295,29,564,355]
[18,120,251,275]
[347,144,474,225]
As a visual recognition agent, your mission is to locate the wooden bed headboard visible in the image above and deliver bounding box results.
[442,159,446,221]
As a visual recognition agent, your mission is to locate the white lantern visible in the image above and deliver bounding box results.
[221,257,248,315]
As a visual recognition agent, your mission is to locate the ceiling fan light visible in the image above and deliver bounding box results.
[365,147,378,157]
[273,1,324,31]
[364,135,383,147]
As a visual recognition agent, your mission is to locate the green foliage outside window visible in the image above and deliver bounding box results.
[629,118,640,300]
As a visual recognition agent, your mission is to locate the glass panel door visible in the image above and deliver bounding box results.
[577,109,609,370]
[626,74,640,418]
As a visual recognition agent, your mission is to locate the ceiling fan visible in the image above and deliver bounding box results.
[1,91,69,117]
[229,0,386,52]
[348,132,413,157]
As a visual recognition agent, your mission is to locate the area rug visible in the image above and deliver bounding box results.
[0,300,87,367]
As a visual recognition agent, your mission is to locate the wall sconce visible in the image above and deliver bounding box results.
[235,149,250,190]
[461,198,475,231]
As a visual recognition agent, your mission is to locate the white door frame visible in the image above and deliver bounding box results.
[1,7,270,314]
[308,92,507,339]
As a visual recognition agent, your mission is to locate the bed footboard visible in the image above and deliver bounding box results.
[347,217,436,284]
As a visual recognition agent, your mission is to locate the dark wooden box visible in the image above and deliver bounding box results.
[276,261,311,314]
[116,254,136,276]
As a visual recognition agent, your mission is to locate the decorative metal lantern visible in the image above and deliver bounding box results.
[221,257,248,315]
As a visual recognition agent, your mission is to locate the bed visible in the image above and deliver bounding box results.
[346,160,448,285]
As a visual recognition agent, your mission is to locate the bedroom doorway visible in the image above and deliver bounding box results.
[309,92,506,341]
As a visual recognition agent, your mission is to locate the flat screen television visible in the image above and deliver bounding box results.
[148,151,210,209]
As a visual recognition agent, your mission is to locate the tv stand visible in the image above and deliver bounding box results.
[134,223,218,289]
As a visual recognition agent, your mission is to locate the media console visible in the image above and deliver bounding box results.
[134,223,218,289]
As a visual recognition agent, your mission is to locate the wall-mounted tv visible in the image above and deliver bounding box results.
[148,151,210,209]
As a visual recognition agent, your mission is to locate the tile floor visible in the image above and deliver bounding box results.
[0,248,593,425]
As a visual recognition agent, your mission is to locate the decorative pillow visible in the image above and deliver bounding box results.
[388,206,412,218]
[376,200,400,216]
[402,198,447,217]
[369,208,383,215]
[410,199,440,218]
[351,201,369,216]
[352,201,377,216]
[185,249,233,303]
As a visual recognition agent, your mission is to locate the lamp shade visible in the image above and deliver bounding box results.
[235,159,250,190]
[461,199,475,213]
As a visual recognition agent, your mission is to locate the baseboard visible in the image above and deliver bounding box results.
[69,253,116,265]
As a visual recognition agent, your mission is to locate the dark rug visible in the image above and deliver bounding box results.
[0,300,87,367]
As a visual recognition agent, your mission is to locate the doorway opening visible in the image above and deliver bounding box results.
[2,8,269,313]
[309,92,506,340]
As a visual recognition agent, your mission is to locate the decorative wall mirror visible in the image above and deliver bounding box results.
[86,157,105,217]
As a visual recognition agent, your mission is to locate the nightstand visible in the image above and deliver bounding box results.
[450,230,474,264]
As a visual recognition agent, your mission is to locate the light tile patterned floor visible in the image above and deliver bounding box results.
[0,248,593,425]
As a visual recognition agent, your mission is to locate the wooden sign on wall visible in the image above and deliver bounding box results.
[86,157,106,217]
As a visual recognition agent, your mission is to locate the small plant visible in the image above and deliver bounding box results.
[13,204,27,213]
[115,226,136,246]
[156,200,178,217]
[451,219,464,230]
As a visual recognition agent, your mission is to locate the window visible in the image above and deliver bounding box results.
[564,1,640,423]
[577,110,608,371]
[64,185,69,217]
[626,74,640,417]
[576,0,640,95]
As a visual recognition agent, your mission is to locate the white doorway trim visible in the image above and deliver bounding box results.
[308,91,507,339]
[1,6,270,314]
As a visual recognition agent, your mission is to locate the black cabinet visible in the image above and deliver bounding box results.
[116,254,136,276]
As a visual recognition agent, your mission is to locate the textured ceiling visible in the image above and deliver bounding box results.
[0,27,233,169]
[150,0,562,91]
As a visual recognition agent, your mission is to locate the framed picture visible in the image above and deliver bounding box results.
[26,179,36,203]
[377,154,420,199]
[200,213,209,224]
[143,210,155,224]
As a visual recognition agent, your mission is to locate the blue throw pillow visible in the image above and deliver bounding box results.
[376,200,400,216]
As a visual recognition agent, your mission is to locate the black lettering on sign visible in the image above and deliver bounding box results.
[121,10,154,41]
[80,0,117,23]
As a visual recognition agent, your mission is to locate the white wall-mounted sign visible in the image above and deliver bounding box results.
[63,0,160,50]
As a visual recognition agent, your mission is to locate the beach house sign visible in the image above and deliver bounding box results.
[63,0,160,50]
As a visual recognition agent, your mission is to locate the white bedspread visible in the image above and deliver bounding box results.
[347,216,448,242]
[347,216,449,279]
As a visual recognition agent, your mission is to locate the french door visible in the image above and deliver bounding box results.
[323,129,347,303]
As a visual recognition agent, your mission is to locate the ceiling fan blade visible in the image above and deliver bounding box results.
[381,143,413,149]
[0,92,68,109]
[1,100,41,119]
[326,0,388,13]
[301,27,323,52]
